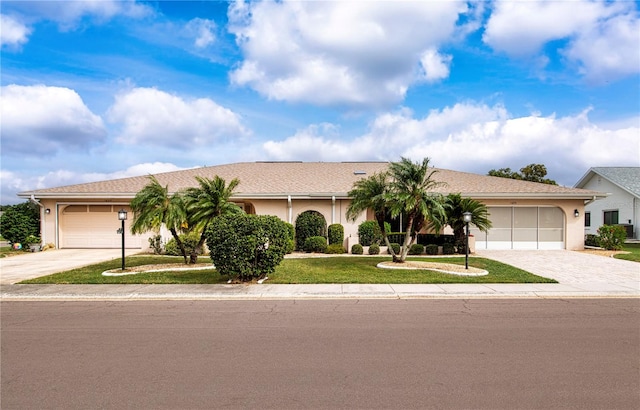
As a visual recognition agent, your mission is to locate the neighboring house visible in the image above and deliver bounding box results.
[18,161,605,251]
[574,167,640,240]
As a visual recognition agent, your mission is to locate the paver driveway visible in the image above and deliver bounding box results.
[477,250,639,288]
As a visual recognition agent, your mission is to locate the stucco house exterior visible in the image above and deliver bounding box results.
[18,161,605,251]
[574,167,640,240]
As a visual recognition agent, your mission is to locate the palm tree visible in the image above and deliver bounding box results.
[130,175,189,263]
[444,193,492,249]
[386,157,447,262]
[183,176,243,264]
[346,171,390,242]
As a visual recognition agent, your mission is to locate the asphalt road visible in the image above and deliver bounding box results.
[2,299,639,409]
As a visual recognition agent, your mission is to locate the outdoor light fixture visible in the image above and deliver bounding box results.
[463,212,472,270]
[574,209,579,218]
[45,208,50,214]
[118,209,127,270]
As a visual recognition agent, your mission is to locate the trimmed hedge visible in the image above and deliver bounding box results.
[408,243,424,255]
[442,243,456,255]
[325,244,345,254]
[425,244,438,255]
[387,243,401,255]
[328,224,344,245]
[295,211,326,250]
[304,236,328,253]
[351,244,364,255]
[368,243,380,255]
[358,220,381,246]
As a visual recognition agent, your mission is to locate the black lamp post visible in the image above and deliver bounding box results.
[118,208,127,270]
[463,211,472,270]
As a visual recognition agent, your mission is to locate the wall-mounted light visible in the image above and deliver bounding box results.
[45,208,51,214]
[574,209,580,218]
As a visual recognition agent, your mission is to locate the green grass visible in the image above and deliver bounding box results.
[614,243,640,262]
[1,246,27,258]
[20,255,555,284]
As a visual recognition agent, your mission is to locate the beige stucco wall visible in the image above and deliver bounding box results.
[38,196,585,251]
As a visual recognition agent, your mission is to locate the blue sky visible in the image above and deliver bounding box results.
[1,0,639,204]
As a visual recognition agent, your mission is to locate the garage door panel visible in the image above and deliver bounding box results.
[60,205,141,249]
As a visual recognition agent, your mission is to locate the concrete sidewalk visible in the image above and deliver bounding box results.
[1,249,638,300]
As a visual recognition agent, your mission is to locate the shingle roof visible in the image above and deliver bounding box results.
[574,167,640,198]
[19,161,603,200]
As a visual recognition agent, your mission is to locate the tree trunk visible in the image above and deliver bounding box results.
[399,214,416,263]
[170,228,188,264]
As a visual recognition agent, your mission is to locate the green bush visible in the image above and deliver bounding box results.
[325,244,345,254]
[408,243,424,255]
[328,224,344,245]
[387,243,401,255]
[358,220,381,246]
[455,240,467,254]
[597,225,627,250]
[295,211,327,250]
[425,244,438,255]
[284,222,295,254]
[304,236,328,253]
[442,243,456,255]
[584,234,599,247]
[165,232,201,256]
[368,243,380,255]
[351,244,363,255]
[0,202,40,245]
[206,214,289,282]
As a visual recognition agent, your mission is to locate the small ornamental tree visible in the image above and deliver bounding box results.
[206,214,289,282]
[328,223,344,245]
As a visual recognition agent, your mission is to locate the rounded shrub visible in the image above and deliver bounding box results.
[425,244,438,255]
[408,243,424,255]
[584,234,599,247]
[206,214,289,282]
[328,224,344,245]
[442,243,456,255]
[325,244,345,254]
[358,220,381,247]
[304,236,328,253]
[387,243,401,255]
[368,243,380,255]
[597,224,627,250]
[351,244,363,255]
[295,211,327,250]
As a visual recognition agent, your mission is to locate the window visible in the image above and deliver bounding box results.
[584,212,591,227]
[603,210,619,225]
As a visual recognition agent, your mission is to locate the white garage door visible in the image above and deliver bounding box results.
[471,207,565,250]
[60,205,142,249]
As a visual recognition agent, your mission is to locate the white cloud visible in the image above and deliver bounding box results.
[0,14,31,48]
[483,0,640,81]
[262,102,639,186]
[228,0,470,106]
[419,49,453,83]
[0,84,107,155]
[185,18,216,48]
[107,87,250,147]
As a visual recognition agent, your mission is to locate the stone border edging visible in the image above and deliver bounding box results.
[376,262,488,276]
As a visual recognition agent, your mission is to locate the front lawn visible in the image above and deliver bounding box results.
[615,243,640,262]
[19,255,555,284]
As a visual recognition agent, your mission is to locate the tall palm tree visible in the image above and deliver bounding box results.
[130,175,189,263]
[346,171,390,241]
[444,193,492,247]
[183,176,243,264]
[386,157,447,262]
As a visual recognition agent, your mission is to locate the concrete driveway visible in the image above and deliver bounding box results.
[0,249,139,285]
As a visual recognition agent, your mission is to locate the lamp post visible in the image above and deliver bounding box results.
[463,212,472,270]
[118,209,127,271]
